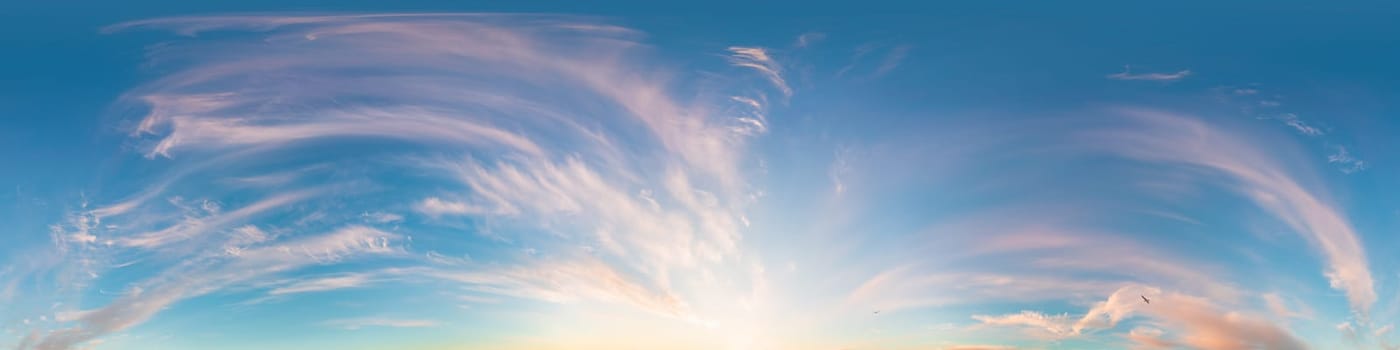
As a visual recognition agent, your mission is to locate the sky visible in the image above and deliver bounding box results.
[3,1,1400,349]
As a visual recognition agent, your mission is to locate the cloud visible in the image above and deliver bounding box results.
[268,273,374,295]
[847,268,1122,313]
[1263,292,1313,320]
[1106,66,1191,81]
[111,14,766,189]
[836,43,910,79]
[23,226,400,350]
[829,146,852,195]
[360,211,403,224]
[1338,321,1359,343]
[114,187,324,249]
[1127,327,1178,349]
[413,197,494,217]
[1276,113,1324,136]
[727,47,792,97]
[847,224,1240,314]
[138,101,546,159]
[424,155,744,267]
[321,317,438,330]
[795,32,825,48]
[1084,109,1375,317]
[18,13,789,349]
[972,310,1073,339]
[410,257,699,322]
[1327,146,1367,174]
[1073,285,1307,350]
[873,45,911,77]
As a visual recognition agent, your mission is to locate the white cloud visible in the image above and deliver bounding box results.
[874,45,911,77]
[413,197,494,217]
[412,258,699,322]
[836,43,910,79]
[360,211,403,224]
[1277,113,1324,136]
[141,105,546,159]
[25,13,779,350]
[972,310,1073,339]
[24,226,400,350]
[1085,109,1375,318]
[847,223,1241,315]
[112,14,762,190]
[1328,146,1367,174]
[1073,285,1305,350]
[1339,321,1359,343]
[1262,292,1312,319]
[846,267,1123,313]
[115,188,323,249]
[321,317,438,330]
[794,32,825,48]
[268,273,374,295]
[1107,65,1191,81]
[727,47,791,97]
[829,146,853,195]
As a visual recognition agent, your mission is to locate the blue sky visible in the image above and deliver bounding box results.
[4,2,1400,349]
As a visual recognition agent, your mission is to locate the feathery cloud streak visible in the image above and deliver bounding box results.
[1107,66,1191,81]
[1083,109,1374,316]
[15,14,791,350]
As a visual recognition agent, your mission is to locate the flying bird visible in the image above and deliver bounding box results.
[1141,295,1151,304]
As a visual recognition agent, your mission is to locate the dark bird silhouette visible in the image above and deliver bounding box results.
[1141,295,1151,304]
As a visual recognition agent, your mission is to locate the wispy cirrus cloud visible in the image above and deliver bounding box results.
[802,107,1366,349]
[794,32,825,48]
[114,187,325,249]
[836,43,912,79]
[727,46,792,98]
[11,10,1382,350]
[267,273,374,295]
[410,257,699,321]
[24,226,401,350]
[1277,113,1325,136]
[846,223,1240,315]
[12,13,792,350]
[1107,65,1191,81]
[873,45,911,77]
[1220,86,1367,176]
[1328,146,1367,174]
[972,310,1073,339]
[413,197,494,217]
[321,317,438,330]
[1083,109,1374,318]
[1263,292,1315,320]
